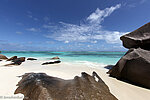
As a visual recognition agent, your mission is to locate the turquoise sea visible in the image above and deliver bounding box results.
[1,51,125,65]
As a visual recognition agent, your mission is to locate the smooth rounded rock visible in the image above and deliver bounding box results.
[120,22,150,50]
[0,54,8,60]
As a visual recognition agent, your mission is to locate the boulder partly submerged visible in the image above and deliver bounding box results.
[0,54,8,60]
[108,48,150,88]
[14,72,117,100]
[51,56,60,60]
[120,22,150,50]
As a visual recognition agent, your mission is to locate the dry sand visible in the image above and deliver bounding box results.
[0,60,150,100]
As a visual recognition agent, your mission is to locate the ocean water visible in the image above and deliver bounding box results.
[1,51,125,65]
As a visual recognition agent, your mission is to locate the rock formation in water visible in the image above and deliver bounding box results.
[0,54,8,60]
[27,58,37,60]
[14,72,117,100]
[51,56,60,60]
[120,22,150,50]
[108,22,150,89]
[7,56,17,61]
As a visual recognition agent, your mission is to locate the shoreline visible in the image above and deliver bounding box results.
[0,59,150,100]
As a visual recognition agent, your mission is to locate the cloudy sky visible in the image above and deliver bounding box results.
[0,0,150,51]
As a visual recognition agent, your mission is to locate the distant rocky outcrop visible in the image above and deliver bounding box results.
[51,56,60,60]
[5,57,25,66]
[0,54,8,60]
[120,22,150,50]
[7,56,17,61]
[27,58,37,60]
[42,60,61,65]
[0,51,1,53]
[108,22,150,89]
[12,57,25,63]
[12,57,25,65]
[14,72,117,100]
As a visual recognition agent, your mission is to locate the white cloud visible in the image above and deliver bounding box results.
[87,4,121,24]
[44,4,126,44]
[27,28,40,32]
[16,31,22,34]
[64,40,69,43]
[91,40,97,44]
[46,41,55,44]
[127,0,147,8]
[87,45,91,48]
[140,0,147,4]
[27,11,38,21]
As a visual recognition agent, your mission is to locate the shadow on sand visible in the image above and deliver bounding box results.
[104,65,150,90]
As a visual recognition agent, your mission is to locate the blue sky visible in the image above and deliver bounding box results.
[0,0,150,51]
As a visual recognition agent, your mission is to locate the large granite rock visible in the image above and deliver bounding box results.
[120,22,150,50]
[0,54,8,60]
[14,72,117,100]
[108,48,150,88]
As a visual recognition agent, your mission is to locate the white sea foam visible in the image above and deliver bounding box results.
[0,60,12,66]
[72,61,107,69]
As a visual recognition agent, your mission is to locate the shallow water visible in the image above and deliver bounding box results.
[1,51,125,65]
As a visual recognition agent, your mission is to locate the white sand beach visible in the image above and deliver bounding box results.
[1,0,150,99]
[0,60,150,100]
